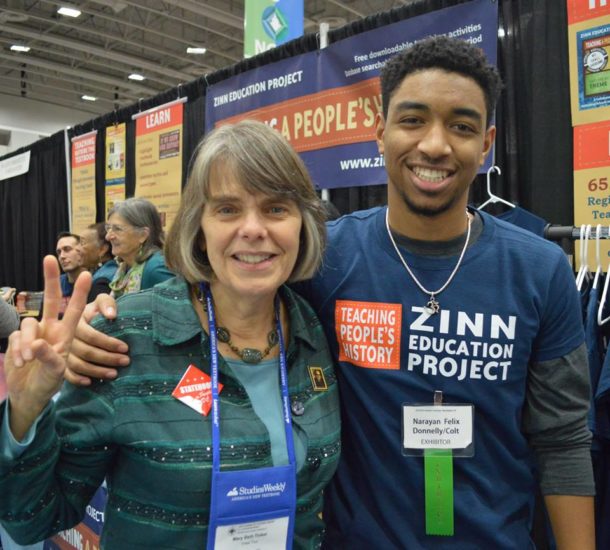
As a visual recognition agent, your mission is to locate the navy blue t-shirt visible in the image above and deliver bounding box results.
[298,207,583,549]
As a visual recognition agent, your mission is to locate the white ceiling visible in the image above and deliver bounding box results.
[0,0,411,116]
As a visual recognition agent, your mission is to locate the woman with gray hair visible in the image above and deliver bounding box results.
[105,197,173,297]
[1,120,340,549]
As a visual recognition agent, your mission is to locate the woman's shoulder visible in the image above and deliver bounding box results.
[281,285,316,318]
[142,250,175,288]
[92,277,187,334]
[281,285,327,351]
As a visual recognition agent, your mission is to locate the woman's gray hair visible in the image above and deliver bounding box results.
[165,120,326,284]
[107,197,164,263]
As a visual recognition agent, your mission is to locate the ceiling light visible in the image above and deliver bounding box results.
[10,44,30,52]
[81,95,97,101]
[186,47,207,55]
[497,27,506,39]
[128,73,145,81]
[57,6,82,17]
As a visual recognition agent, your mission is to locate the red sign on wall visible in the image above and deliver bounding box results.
[567,0,610,25]
[574,120,610,170]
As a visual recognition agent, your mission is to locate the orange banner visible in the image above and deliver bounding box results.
[567,0,610,25]
[49,522,100,550]
[219,78,382,152]
[574,120,610,170]
[135,102,184,136]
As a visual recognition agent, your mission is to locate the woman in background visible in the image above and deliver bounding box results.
[105,197,173,297]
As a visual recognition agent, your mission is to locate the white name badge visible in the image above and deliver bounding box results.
[403,404,474,455]
[214,516,289,549]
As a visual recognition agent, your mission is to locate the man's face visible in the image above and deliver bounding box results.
[376,68,495,220]
[79,229,102,270]
[56,236,83,274]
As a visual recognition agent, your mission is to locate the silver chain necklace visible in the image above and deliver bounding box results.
[385,209,472,315]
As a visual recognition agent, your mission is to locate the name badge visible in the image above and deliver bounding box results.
[208,464,296,550]
[215,517,289,549]
[402,404,474,456]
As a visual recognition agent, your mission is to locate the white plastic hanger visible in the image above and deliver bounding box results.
[593,224,603,289]
[575,224,586,289]
[598,225,610,325]
[477,166,516,210]
[576,224,592,292]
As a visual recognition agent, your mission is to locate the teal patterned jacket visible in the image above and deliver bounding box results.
[0,277,341,549]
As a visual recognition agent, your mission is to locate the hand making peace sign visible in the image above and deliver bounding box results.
[5,255,91,441]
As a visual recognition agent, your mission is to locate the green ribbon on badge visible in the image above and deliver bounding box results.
[424,449,454,536]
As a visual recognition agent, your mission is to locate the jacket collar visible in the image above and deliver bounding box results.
[150,277,319,351]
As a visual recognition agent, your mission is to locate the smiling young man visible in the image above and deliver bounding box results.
[306,36,595,549]
[63,36,594,549]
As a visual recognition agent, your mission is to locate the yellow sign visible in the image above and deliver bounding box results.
[105,123,126,217]
[71,131,97,235]
[134,99,185,230]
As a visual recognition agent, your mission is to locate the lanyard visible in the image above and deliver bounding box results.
[201,283,296,470]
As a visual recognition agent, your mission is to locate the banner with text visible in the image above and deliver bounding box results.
[573,120,610,266]
[244,0,303,58]
[134,98,185,229]
[44,485,107,550]
[567,0,610,268]
[0,150,30,181]
[568,0,610,125]
[71,131,97,234]
[105,123,126,218]
[206,0,498,189]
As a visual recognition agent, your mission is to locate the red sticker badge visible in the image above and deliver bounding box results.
[172,364,223,416]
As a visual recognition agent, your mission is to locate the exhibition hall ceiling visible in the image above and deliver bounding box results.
[0,0,412,116]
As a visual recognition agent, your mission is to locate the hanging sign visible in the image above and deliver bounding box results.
[71,131,97,234]
[567,0,610,268]
[104,123,126,218]
[133,98,185,230]
[567,0,610,125]
[0,150,30,181]
[573,120,610,265]
[244,0,304,58]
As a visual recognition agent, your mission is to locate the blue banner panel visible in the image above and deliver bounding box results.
[206,0,498,189]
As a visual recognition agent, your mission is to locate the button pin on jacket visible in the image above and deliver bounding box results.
[308,366,328,391]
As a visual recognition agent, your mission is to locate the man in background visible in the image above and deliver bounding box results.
[79,223,117,301]
[55,232,85,299]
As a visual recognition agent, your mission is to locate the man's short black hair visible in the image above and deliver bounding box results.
[380,35,503,126]
[56,231,80,242]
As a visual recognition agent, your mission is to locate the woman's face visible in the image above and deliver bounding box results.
[105,213,147,266]
[200,163,303,303]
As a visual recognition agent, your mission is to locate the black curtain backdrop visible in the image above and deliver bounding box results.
[0,0,574,291]
[0,131,68,289]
